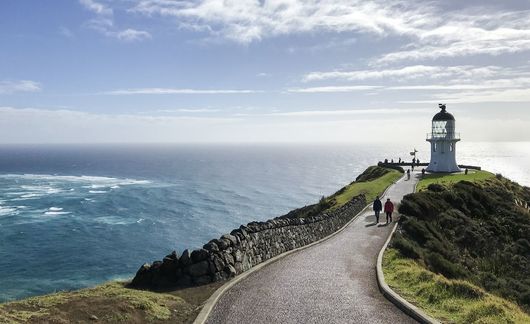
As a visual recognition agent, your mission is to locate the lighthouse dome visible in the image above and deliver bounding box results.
[432,104,455,121]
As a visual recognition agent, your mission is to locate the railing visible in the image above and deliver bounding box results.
[426,132,460,140]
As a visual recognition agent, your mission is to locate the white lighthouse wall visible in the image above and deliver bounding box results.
[426,140,461,173]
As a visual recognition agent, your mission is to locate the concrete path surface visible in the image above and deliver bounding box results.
[206,172,420,324]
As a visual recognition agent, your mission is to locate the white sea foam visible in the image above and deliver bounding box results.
[94,216,130,225]
[0,206,18,216]
[0,174,150,186]
[89,190,107,194]
[44,211,71,215]
[48,207,63,211]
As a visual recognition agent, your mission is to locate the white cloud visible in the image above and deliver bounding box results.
[79,0,112,15]
[79,0,151,42]
[115,29,152,41]
[103,88,262,95]
[128,0,530,65]
[0,80,41,94]
[129,0,436,44]
[256,108,427,117]
[303,65,500,82]
[287,85,381,93]
[403,88,530,104]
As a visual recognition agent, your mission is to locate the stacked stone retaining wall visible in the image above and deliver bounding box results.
[131,194,367,288]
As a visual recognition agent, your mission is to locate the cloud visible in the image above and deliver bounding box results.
[79,0,112,15]
[402,88,530,104]
[127,0,530,65]
[254,108,428,117]
[115,29,152,41]
[129,0,436,44]
[376,10,530,63]
[0,80,41,94]
[103,88,262,95]
[287,85,382,93]
[79,0,151,42]
[303,65,500,82]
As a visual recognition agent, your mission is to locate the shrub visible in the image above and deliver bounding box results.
[425,252,467,279]
[392,234,421,259]
[427,183,445,192]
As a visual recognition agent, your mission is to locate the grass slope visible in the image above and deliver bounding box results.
[384,248,530,323]
[0,281,221,323]
[416,170,494,191]
[330,166,402,208]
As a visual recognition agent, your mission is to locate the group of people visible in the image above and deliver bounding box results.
[372,196,394,224]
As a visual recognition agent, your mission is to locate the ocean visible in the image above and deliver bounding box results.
[0,142,529,302]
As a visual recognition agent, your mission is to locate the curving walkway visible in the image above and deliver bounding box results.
[206,173,419,324]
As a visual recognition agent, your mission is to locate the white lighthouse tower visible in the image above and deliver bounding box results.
[426,104,461,173]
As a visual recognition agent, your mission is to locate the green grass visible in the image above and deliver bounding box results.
[416,170,494,191]
[0,281,222,323]
[329,167,402,208]
[383,248,530,323]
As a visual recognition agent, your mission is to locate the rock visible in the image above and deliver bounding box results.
[223,252,235,265]
[212,272,225,282]
[221,234,238,246]
[191,248,210,262]
[193,275,212,285]
[130,263,152,287]
[176,274,192,287]
[179,249,192,266]
[165,250,178,260]
[203,241,219,252]
[160,256,179,277]
[212,255,226,272]
[186,260,210,277]
[233,250,242,262]
[89,314,99,321]
[225,264,237,277]
[217,239,229,250]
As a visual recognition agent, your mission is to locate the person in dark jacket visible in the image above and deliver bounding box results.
[384,198,394,223]
[373,196,382,223]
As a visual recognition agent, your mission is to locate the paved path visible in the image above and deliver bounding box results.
[206,173,420,324]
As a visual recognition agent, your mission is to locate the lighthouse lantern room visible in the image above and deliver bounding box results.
[426,104,461,173]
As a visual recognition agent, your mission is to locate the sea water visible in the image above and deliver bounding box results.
[0,142,529,302]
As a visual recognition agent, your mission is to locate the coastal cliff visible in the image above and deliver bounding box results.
[384,173,530,323]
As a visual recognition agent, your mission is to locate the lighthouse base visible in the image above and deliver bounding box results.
[426,160,461,173]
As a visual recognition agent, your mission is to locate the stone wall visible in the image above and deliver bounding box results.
[130,194,367,289]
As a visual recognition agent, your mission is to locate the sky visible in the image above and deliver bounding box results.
[1,0,529,143]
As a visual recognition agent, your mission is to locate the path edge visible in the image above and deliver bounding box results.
[193,175,403,324]
[375,176,441,324]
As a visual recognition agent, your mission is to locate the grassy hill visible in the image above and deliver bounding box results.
[384,173,530,323]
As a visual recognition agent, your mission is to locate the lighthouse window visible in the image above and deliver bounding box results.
[450,143,454,152]
[433,143,437,152]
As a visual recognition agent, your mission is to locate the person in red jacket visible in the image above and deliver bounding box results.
[384,198,394,223]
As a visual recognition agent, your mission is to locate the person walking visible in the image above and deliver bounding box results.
[373,196,382,223]
[384,198,394,224]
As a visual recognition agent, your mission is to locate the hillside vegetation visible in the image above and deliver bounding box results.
[386,174,530,323]
[416,169,494,191]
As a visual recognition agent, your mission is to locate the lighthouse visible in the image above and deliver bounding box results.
[426,104,461,173]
